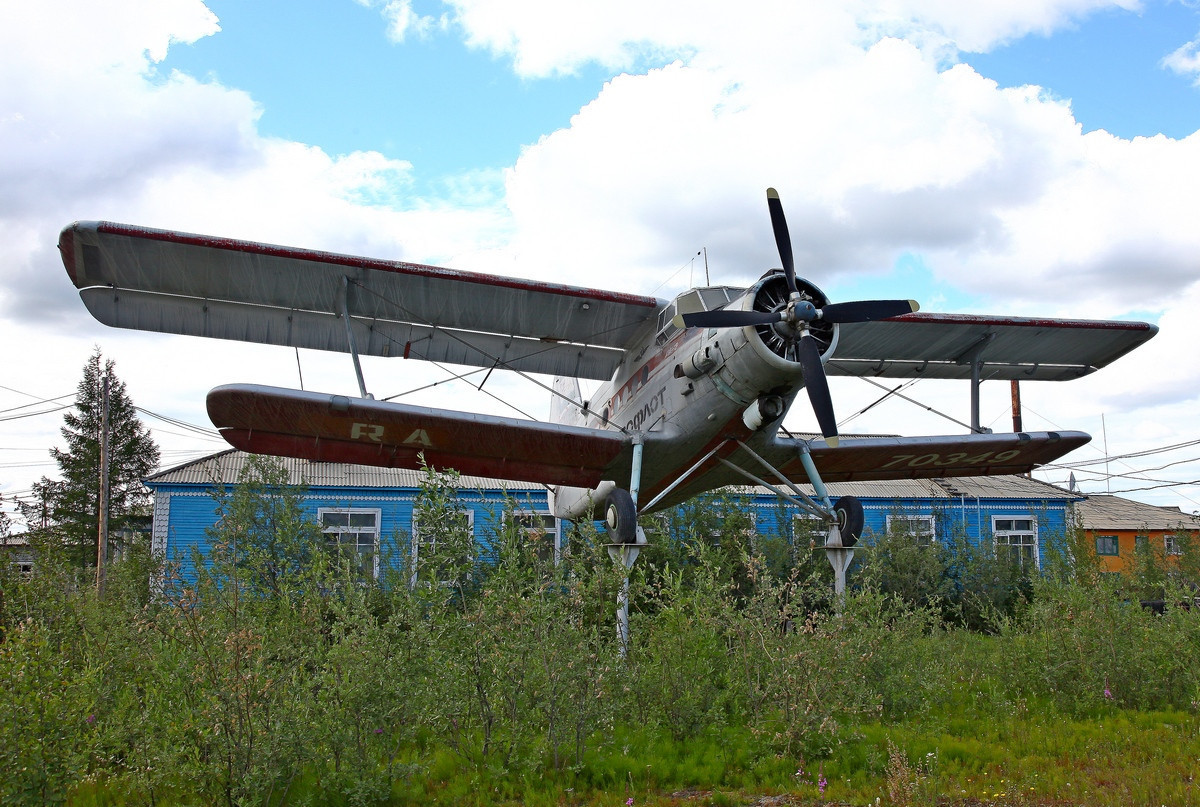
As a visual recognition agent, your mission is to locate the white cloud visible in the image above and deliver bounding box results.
[355,0,443,43]
[1162,33,1200,85]
[442,0,1144,78]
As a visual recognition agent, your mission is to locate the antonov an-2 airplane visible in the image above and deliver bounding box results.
[59,189,1156,546]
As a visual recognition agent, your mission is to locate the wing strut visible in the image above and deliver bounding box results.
[340,276,372,399]
[718,440,830,520]
[956,332,996,433]
[722,439,857,602]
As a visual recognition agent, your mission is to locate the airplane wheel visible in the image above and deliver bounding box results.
[604,488,638,544]
[832,496,863,547]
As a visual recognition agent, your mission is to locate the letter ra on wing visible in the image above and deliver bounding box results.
[350,422,385,442]
[403,428,432,447]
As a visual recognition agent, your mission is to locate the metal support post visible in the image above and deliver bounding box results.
[970,359,982,434]
[607,537,644,657]
[797,443,856,607]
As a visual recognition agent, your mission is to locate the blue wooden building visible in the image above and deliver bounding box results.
[145,450,1080,581]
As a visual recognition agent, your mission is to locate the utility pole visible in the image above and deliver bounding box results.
[1010,380,1029,477]
[96,372,110,594]
[1010,379,1022,433]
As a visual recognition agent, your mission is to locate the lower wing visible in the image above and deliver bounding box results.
[206,384,643,488]
[772,431,1089,483]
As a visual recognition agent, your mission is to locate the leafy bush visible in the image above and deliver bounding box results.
[3,462,1199,805]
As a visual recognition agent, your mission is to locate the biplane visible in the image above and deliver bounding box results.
[59,189,1157,546]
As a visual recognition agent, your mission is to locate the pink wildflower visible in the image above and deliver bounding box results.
[626,799,634,806]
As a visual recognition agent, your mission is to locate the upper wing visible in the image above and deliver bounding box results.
[60,221,664,380]
[206,384,653,487]
[830,312,1158,381]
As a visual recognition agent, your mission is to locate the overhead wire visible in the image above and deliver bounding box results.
[133,407,221,438]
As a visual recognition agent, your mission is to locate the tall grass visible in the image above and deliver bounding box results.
[2,460,1198,805]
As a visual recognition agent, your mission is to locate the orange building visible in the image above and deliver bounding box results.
[1076,494,1199,575]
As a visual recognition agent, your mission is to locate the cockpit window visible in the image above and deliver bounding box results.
[656,286,746,344]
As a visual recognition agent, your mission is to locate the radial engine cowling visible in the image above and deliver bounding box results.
[687,271,840,407]
[748,270,838,364]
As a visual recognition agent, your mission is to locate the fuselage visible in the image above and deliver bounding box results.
[552,270,833,519]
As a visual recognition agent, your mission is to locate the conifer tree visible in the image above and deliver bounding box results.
[20,349,160,565]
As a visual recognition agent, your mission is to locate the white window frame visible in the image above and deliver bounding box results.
[711,510,757,550]
[411,509,475,588]
[1165,533,1182,556]
[886,514,937,546]
[510,510,560,565]
[791,513,827,546]
[318,507,382,580]
[993,515,1039,568]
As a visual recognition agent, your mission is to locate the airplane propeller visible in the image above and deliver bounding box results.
[674,188,920,447]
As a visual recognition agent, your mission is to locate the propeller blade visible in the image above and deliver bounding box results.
[766,188,798,297]
[673,309,783,329]
[819,299,919,323]
[797,334,838,447]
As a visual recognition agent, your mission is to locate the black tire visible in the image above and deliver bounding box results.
[832,495,863,547]
[604,488,638,544]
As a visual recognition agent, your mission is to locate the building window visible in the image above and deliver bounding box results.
[1095,535,1119,556]
[319,507,381,580]
[513,512,559,564]
[411,509,474,588]
[791,514,824,544]
[1165,534,1182,556]
[712,511,757,550]
[993,516,1038,568]
[1135,534,1149,553]
[887,515,936,546]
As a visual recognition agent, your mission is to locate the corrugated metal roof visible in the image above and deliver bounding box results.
[1076,495,1200,531]
[746,474,1072,502]
[149,451,1075,503]
[146,449,545,491]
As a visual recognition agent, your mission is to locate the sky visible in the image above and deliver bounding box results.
[3,0,1200,527]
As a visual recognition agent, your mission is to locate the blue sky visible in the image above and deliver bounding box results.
[968,1,1200,139]
[159,0,614,190]
[158,0,1200,192]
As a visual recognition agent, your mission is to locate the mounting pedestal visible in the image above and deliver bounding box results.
[607,526,647,658]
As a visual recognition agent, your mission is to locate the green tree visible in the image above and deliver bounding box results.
[19,349,159,566]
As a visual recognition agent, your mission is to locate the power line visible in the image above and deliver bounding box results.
[0,403,73,422]
[1053,439,1200,469]
[134,407,221,438]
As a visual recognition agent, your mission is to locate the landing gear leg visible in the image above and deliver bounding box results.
[606,438,647,657]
